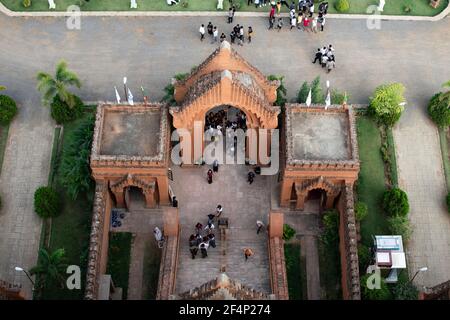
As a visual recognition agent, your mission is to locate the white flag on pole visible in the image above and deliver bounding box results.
[325,89,331,109]
[114,86,121,104]
[128,88,134,105]
[306,88,312,107]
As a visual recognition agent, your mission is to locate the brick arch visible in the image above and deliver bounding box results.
[171,74,279,130]
[295,176,343,210]
[110,174,156,208]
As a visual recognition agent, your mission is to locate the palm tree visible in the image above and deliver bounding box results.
[30,248,68,289]
[36,60,81,108]
[439,80,450,103]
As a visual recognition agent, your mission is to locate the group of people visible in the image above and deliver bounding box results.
[269,0,329,32]
[312,44,336,73]
[189,205,223,259]
[205,109,247,132]
[199,21,254,46]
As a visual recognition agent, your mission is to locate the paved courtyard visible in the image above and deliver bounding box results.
[0,13,450,297]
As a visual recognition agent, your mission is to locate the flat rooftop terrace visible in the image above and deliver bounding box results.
[288,108,352,161]
[99,108,162,157]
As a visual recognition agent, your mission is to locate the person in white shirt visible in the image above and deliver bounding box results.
[309,2,314,17]
[212,26,219,43]
[199,24,205,41]
[216,204,223,217]
[290,16,297,30]
[311,17,318,32]
[166,0,178,5]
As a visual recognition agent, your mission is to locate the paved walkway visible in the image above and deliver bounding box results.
[171,165,271,294]
[393,98,450,289]
[1,13,450,298]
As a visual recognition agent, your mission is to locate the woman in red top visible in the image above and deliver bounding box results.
[303,16,311,32]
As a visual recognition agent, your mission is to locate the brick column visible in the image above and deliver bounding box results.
[157,176,170,206]
[113,190,125,208]
[269,211,284,238]
[143,188,156,208]
[163,207,179,237]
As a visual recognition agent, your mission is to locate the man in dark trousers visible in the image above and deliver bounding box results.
[247,171,256,184]
[312,48,322,64]
[207,21,214,37]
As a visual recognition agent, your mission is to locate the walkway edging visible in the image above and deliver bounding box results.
[0,2,449,21]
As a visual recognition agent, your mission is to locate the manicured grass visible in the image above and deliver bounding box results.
[0,124,9,173]
[107,232,133,299]
[356,115,389,246]
[318,240,341,299]
[386,127,398,187]
[438,127,450,190]
[2,0,448,16]
[284,243,307,300]
[40,112,95,300]
[143,240,162,300]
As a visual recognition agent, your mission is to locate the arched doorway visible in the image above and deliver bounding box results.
[305,188,327,213]
[125,186,146,210]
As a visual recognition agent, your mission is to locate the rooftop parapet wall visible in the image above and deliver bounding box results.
[173,41,279,104]
[90,103,169,167]
[284,104,359,168]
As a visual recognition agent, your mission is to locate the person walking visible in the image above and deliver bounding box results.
[220,32,227,42]
[213,159,219,172]
[321,53,329,68]
[208,233,216,248]
[256,220,265,234]
[268,15,275,29]
[312,48,322,64]
[200,242,209,258]
[189,234,199,259]
[228,7,233,23]
[269,5,275,19]
[326,57,336,73]
[318,14,325,32]
[216,204,223,218]
[199,24,205,41]
[311,16,318,33]
[302,16,311,31]
[207,169,213,183]
[276,17,283,31]
[247,26,253,43]
[276,1,281,14]
[212,26,219,44]
[195,222,203,235]
[243,248,254,260]
[247,171,256,184]
[309,1,314,17]
[230,30,236,44]
[207,21,214,37]
[290,15,297,30]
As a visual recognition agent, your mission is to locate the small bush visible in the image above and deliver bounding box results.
[34,186,60,218]
[311,76,325,104]
[297,81,310,103]
[392,277,418,300]
[355,201,368,221]
[335,0,350,13]
[50,95,84,124]
[382,187,409,217]
[321,209,339,247]
[428,93,450,127]
[360,273,393,300]
[0,95,18,125]
[180,0,189,8]
[446,192,450,213]
[387,215,412,241]
[331,90,348,105]
[358,244,371,273]
[22,0,32,7]
[368,83,406,127]
[283,224,296,241]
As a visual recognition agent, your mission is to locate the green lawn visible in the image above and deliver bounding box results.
[2,0,448,16]
[284,243,307,300]
[143,239,162,299]
[40,112,95,300]
[356,115,389,246]
[107,232,133,299]
[318,240,341,299]
[0,124,10,174]
[438,128,450,190]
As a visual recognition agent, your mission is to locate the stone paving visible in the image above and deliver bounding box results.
[1,12,450,299]
[170,164,271,294]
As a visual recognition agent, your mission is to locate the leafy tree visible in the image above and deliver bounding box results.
[34,186,61,218]
[59,115,95,200]
[30,248,68,289]
[162,73,189,105]
[358,244,371,273]
[321,209,339,247]
[360,273,393,300]
[355,201,368,221]
[368,83,406,127]
[50,95,84,124]
[268,75,287,107]
[297,81,310,103]
[382,187,409,217]
[387,215,412,241]
[282,224,296,241]
[0,95,18,125]
[331,90,349,105]
[335,0,350,13]
[392,276,418,300]
[36,60,81,108]
[311,76,325,104]
[439,80,450,102]
[428,92,450,127]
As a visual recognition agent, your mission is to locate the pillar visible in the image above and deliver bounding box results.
[144,189,156,208]
[325,193,335,209]
[280,179,293,207]
[296,192,305,211]
[157,176,170,206]
[269,211,284,238]
[163,207,180,237]
[113,190,125,208]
